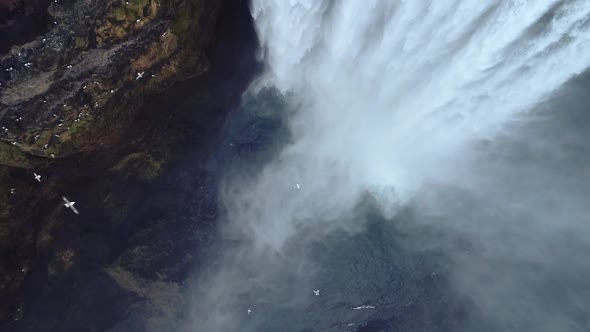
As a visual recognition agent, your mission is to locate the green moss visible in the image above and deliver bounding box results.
[170,8,191,36]
[170,0,206,37]
[111,0,148,22]
[110,152,162,181]
[0,141,33,167]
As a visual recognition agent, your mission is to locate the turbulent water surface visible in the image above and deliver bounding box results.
[187,1,590,331]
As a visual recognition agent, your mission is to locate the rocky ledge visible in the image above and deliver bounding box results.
[0,0,220,168]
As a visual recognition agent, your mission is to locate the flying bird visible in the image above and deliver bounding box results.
[33,173,41,182]
[351,305,375,310]
[62,197,79,215]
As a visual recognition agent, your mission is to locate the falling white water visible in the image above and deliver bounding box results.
[235,0,590,249]
[189,1,590,331]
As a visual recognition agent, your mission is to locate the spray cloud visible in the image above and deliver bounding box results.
[189,1,590,331]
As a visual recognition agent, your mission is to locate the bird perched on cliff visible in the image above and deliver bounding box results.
[33,173,41,182]
[62,197,79,215]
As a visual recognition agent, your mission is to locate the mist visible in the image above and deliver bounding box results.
[186,1,590,331]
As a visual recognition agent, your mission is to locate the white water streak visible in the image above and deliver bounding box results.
[240,0,590,247]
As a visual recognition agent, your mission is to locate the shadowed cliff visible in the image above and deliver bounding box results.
[0,0,260,330]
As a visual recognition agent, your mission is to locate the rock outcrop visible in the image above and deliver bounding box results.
[0,0,220,168]
[0,0,260,330]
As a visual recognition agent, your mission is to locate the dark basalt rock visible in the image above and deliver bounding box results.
[0,0,51,54]
[0,0,261,330]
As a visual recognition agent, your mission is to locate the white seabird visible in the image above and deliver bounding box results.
[351,305,375,310]
[136,71,144,80]
[24,63,32,68]
[247,308,252,315]
[63,197,79,215]
[33,173,41,182]
[313,289,320,296]
[10,188,15,194]
[294,183,301,189]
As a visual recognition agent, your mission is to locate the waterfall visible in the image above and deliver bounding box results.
[189,2,590,331]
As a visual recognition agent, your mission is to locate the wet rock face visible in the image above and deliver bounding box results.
[0,0,221,168]
[0,0,260,329]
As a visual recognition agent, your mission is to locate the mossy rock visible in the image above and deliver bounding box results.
[0,141,38,168]
[110,152,162,181]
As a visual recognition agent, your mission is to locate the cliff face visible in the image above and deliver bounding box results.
[0,0,220,168]
[0,0,260,330]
